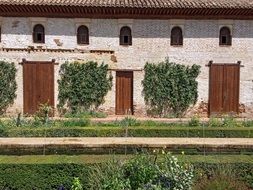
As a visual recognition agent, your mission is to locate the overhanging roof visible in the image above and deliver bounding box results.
[0,0,252,19]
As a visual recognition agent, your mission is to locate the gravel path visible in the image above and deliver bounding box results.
[0,137,252,147]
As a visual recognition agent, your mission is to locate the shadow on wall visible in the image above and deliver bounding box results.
[3,18,253,39]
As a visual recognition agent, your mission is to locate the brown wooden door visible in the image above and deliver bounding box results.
[23,62,54,115]
[209,64,240,116]
[116,71,133,115]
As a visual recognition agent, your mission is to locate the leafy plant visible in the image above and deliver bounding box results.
[58,61,112,114]
[63,118,90,127]
[124,154,158,189]
[222,114,242,128]
[116,117,141,127]
[88,153,194,190]
[208,116,222,127]
[142,59,200,117]
[0,164,88,190]
[64,111,107,118]
[159,153,194,190]
[71,177,83,190]
[194,165,250,190]
[188,115,201,127]
[88,159,131,190]
[34,103,54,125]
[242,120,253,128]
[0,61,17,115]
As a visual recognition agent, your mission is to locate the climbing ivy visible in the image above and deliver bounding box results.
[142,60,201,117]
[58,61,112,113]
[0,61,17,115]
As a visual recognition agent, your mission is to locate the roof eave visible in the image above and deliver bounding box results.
[0,5,252,19]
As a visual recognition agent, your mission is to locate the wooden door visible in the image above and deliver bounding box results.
[23,62,54,115]
[209,64,240,116]
[223,65,240,113]
[116,71,133,115]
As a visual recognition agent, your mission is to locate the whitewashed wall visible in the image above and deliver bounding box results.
[1,17,253,116]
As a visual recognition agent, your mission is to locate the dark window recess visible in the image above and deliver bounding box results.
[124,36,129,44]
[171,26,183,46]
[219,27,232,46]
[33,24,45,43]
[77,25,89,45]
[120,26,132,45]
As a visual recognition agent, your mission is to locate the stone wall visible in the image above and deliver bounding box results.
[1,17,253,117]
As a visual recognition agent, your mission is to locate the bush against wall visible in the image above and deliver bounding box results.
[58,61,112,113]
[0,61,17,115]
[142,60,201,117]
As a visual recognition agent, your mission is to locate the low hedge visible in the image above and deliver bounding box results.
[0,127,252,138]
[0,162,252,189]
[0,164,88,190]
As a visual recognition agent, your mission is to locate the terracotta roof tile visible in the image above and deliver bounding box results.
[0,0,252,9]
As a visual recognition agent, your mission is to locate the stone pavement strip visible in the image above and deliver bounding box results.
[0,138,252,148]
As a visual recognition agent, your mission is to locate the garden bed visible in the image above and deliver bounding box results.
[0,154,252,189]
[0,126,252,138]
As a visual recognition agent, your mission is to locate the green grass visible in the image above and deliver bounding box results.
[0,154,252,164]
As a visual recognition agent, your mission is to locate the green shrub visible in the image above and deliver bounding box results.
[115,117,141,127]
[194,163,253,189]
[124,154,158,189]
[88,159,131,190]
[194,164,252,190]
[208,117,222,127]
[188,115,201,127]
[88,154,194,190]
[71,177,83,190]
[58,61,113,113]
[35,103,54,123]
[88,111,108,118]
[159,153,194,190]
[142,60,201,117]
[0,61,17,115]
[0,157,252,189]
[242,120,253,128]
[64,111,107,118]
[0,164,88,190]
[63,118,90,127]
[222,115,242,128]
[9,116,57,128]
[196,178,249,190]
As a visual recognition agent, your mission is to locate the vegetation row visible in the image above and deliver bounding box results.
[1,60,201,117]
[0,153,252,190]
